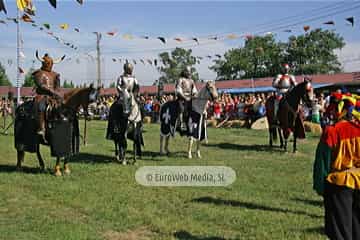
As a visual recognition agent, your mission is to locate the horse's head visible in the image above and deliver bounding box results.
[88,83,102,103]
[300,77,314,108]
[205,81,218,101]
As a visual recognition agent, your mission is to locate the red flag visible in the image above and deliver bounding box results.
[346,17,354,26]
[0,0,7,14]
[303,25,310,32]
[21,13,34,23]
[174,37,183,42]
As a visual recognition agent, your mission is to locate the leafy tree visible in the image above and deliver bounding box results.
[210,35,284,80]
[211,29,345,80]
[109,82,116,88]
[63,80,74,88]
[0,62,12,86]
[22,67,35,87]
[285,29,345,75]
[157,47,199,84]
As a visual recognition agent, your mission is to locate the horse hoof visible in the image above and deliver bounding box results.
[122,161,127,165]
[188,154,192,159]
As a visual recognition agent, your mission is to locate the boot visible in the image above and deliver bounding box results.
[273,100,279,124]
[37,112,47,142]
[179,113,187,131]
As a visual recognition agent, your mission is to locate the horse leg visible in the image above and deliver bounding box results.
[279,128,284,149]
[293,135,297,153]
[188,138,193,159]
[121,137,127,165]
[36,146,45,172]
[196,140,201,159]
[114,140,120,162]
[160,135,164,155]
[165,136,170,155]
[16,150,25,171]
[64,158,71,175]
[54,157,62,176]
[269,127,273,147]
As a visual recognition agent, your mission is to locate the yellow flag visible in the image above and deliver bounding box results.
[123,34,133,40]
[60,24,69,30]
[227,34,238,39]
[16,0,31,11]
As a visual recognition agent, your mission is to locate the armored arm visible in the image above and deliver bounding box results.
[175,78,189,101]
[191,80,198,97]
[116,76,123,94]
[290,75,297,87]
[272,74,281,88]
[33,72,62,100]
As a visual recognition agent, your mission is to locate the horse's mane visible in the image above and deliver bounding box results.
[63,87,91,108]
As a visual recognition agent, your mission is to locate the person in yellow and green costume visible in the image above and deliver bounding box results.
[313,92,360,240]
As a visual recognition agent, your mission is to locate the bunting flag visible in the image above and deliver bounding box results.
[206,55,212,59]
[43,23,50,30]
[323,20,335,25]
[7,17,18,24]
[154,59,158,66]
[17,0,32,12]
[140,59,145,65]
[31,23,37,27]
[157,37,166,44]
[245,34,253,40]
[141,36,149,39]
[283,29,292,33]
[48,0,56,8]
[106,31,117,36]
[133,60,137,65]
[192,38,199,44]
[19,51,26,58]
[227,34,238,39]
[112,58,116,62]
[209,36,218,40]
[60,23,69,30]
[215,54,221,58]
[74,28,80,32]
[18,67,25,74]
[21,13,34,23]
[123,34,133,40]
[0,20,6,24]
[174,37,183,42]
[346,17,354,26]
[0,0,7,14]
[303,25,310,32]
[76,0,83,4]
[147,59,153,65]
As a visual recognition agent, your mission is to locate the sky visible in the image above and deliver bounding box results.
[1,0,360,87]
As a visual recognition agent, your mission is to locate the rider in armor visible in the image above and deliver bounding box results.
[116,62,140,115]
[33,51,64,138]
[272,63,297,122]
[175,66,198,131]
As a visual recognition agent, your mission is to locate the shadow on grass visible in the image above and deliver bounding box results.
[192,197,322,218]
[174,230,234,240]
[0,164,43,174]
[205,143,284,153]
[304,226,325,235]
[291,197,323,207]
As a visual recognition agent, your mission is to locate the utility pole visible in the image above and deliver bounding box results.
[16,8,21,105]
[94,32,102,87]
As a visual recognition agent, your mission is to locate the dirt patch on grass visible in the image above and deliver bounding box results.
[103,227,154,240]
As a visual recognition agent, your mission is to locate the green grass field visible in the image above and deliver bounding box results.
[0,119,326,240]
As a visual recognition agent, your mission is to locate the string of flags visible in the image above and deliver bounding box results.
[0,0,83,14]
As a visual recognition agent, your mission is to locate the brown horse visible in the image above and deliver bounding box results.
[15,84,101,176]
[265,79,314,153]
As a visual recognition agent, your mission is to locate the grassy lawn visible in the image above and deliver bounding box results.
[0,119,326,240]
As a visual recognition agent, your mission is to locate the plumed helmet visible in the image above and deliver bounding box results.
[123,62,134,75]
[282,63,290,71]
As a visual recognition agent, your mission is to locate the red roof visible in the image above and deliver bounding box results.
[0,72,358,97]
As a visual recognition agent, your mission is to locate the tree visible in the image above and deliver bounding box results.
[22,67,35,87]
[0,62,12,86]
[157,47,199,84]
[210,35,284,80]
[63,80,74,88]
[210,29,345,80]
[109,82,116,88]
[285,29,345,75]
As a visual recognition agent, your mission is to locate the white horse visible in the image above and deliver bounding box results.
[159,81,218,158]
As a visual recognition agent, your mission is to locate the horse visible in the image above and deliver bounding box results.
[15,84,101,176]
[159,81,218,158]
[265,78,314,153]
[106,96,144,165]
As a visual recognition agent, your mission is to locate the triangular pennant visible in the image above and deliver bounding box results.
[140,59,145,65]
[192,38,199,44]
[19,51,26,58]
[0,0,7,14]
[174,37,183,42]
[323,20,335,25]
[48,0,56,8]
[206,55,212,59]
[106,31,117,36]
[227,34,238,39]
[209,36,218,40]
[154,59,158,66]
[112,58,116,62]
[157,37,166,44]
[215,54,221,58]
[31,23,37,27]
[0,20,6,24]
[346,17,354,26]
[43,23,50,30]
[142,36,149,39]
[18,67,25,74]
[147,59,153,65]
[17,0,31,11]
[7,17,18,24]
[60,23,69,30]
[133,60,137,65]
[76,0,83,4]
[283,29,292,33]
[303,25,310,32]
[21,13,34,23]
[123,34,133,40]
[74,28,80,32]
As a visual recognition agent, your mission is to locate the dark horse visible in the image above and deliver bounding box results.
[265,78,314,153]
[15,84,101,176]
[106,98,144,165]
